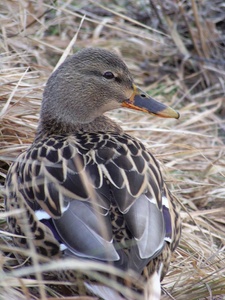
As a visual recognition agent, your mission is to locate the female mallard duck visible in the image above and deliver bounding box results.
[5,48,181,300]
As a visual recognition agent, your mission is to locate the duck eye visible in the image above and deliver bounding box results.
[103,71,115,79]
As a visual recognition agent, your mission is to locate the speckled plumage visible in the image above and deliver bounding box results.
[5,48,181,300]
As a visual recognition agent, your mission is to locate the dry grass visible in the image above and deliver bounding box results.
[0,0,225,299]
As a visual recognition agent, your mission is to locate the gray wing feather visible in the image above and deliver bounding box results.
[124,194,165,270]
[53,200,119,261]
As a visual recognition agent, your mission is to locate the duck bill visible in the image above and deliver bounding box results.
[122,85,180,119]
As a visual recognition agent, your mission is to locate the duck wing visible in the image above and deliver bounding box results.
[5,132,172,273]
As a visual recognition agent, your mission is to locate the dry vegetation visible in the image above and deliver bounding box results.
[0,0,225,299]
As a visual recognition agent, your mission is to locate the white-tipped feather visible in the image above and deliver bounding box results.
[59,243,67,251]
[144,264,163,300]
[35,210,51,220]
[162,196,169,208]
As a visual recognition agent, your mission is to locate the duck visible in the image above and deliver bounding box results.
[4,47,181,300]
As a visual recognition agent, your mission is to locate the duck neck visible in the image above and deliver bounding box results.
[35,115,123,141]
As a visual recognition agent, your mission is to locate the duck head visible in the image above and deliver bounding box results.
[40,48,179,132]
